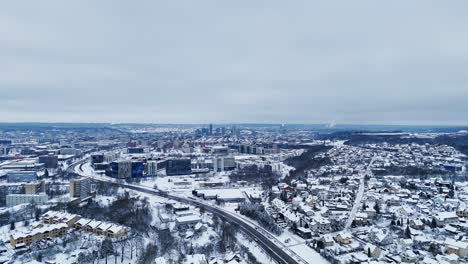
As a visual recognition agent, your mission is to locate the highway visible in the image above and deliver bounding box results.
[68,159,307,264]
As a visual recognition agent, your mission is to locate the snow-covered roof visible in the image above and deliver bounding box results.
[445,238,468,250]
[76,218,92,226]
[86,220,102,229]
[108,225,125,234]
[11,223,68,240]
[176,215,201,224]
[97,222,113,231]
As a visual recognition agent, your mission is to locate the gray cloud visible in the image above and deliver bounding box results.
[1,0,468,125]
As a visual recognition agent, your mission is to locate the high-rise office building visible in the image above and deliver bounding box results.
[110,161,132,179]
[70,178,91,199]
[166,159,192,176]
[146,160,166,176]
[39,155,58,169]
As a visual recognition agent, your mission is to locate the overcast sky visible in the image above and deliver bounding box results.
[1,1,468,125]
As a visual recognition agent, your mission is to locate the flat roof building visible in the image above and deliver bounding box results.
[7,171,37,183]
[6,193,48,207]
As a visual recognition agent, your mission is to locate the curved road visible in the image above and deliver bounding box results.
[68,159,308,264]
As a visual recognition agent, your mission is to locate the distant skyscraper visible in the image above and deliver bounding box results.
[209,124,213,136]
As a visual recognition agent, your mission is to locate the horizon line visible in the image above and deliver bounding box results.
[0,121,468,128]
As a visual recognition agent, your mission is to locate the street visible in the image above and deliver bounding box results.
[344,155,375,229]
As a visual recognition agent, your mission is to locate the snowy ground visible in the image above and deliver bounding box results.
[235,232,275,264]
[289,243,328,264]
[77,161,330,264]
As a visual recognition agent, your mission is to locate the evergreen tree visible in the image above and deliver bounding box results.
[405,226,411,238]
[100,238,114,264]
[292,222,298,231]
[373,203,380,214]
[316,240,325,249]
[429,243,438,254]
[448,189,455,198]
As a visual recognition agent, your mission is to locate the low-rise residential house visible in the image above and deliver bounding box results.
[402,250,418,263]
[363,244,381,258]
[434,212,459,227]
[42,211,81,227]
[96,222,113,236]
[301,205,314,216]
[74,218,128,238]
[309,216,331,233]
[445,238,468,257]
[435,253,459,264]
[385,196,401,206]
[74,218,91,230]
[456,207,468,218]
[320,234,334,247]
[335,232,353,245]
[354,212,369,226]
[106,225,128,238]
[410,219,424,230]
[368,229,393,246]
[364,208,376,218]
[445,225,458,234]
[85,220,102,233]
[10,223,68,248]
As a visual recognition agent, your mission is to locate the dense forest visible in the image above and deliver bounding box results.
[284,144,332,183]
